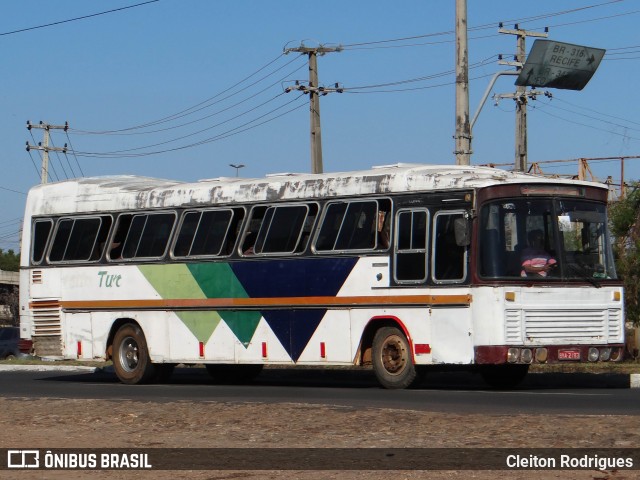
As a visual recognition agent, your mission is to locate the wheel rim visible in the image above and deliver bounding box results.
[380,334,407,376]
[118,335,139,373]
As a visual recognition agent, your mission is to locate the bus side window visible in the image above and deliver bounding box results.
[90,216,113,261]
[315,200,380,252]
[31,219,53,265]
[133,213,176,258]
[173,208,237,258]
[109,214,132,260]
[394,209,428,283]
[49,216,109,263]
[432,211,467,283]
[295,205,319,253]
[248,204,313,255]
[241,206,267,255]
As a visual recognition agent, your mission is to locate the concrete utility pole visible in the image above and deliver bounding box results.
[284,44,342,174]
[26,121,69,184]
[454,0,471,165]
[498,25,548,172]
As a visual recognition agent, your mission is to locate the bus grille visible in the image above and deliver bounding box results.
[607,309,623,342]
[506,308,621,344]
[31,299,63,357]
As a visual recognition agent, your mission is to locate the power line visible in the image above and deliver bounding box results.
[73,60,306,137]
[72,95,307,158]
[73,92,292,156]
[0,186,26,196]
[551,98,640,128]
[64,131,85,177]
[340,1,623,49]
[530,8,640,31]
[0,0,160,37]
[534,107,640,142]
[539,99,640,133]
[49,137,70,179]
[342,56,497,92]
[71,53,302,135]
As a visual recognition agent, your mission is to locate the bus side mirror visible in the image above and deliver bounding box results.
[454,217,471,247]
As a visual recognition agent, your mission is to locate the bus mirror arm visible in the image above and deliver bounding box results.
[454,217,471,247]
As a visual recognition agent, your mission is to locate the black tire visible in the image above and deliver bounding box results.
[480,364,529,389]
[112,323,156,385]
[205,364,264,384]
[372,326,417,389]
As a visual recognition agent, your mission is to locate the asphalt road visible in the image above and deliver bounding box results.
[1,367,639,415]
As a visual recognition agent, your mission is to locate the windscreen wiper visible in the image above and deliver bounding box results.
[567,263,601,288]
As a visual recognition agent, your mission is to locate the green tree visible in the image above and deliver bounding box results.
[609,183,640,327]
[0,249,19,272]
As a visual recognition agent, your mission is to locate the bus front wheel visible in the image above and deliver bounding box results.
[112,324,155,385]
[372,326,417,389]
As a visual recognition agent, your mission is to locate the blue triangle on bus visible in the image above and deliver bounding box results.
[260,309,327,361]
[230,257,357,360]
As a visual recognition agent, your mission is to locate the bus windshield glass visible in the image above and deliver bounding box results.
[479,198,616,281]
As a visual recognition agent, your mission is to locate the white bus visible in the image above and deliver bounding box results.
[19,164,624,388]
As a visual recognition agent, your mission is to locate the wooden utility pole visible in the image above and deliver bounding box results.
[454,0,471,165]
[498,25,547,172]
[26,121,69,184]
[284,45,341,174]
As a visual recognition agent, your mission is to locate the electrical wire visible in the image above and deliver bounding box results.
[542,98,640,132]
[71,53,302,135]
[74,61,306,137]
[72,94,307,158]
[0,1,159,37]
[343,55,497,92]
[340,0,624,49]
[64,131,85,177]
[25,149,42,181]
[73,92,293,156]
[534,107,640,142]
[531,8,640,31]
[49,137,71,179]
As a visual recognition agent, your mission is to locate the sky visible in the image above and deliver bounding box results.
[1,0,639,251]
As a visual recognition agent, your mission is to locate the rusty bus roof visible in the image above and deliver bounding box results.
[24,163,607,215]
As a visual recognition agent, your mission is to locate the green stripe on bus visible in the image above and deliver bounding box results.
[187,263,262,346]
[138,263,262,347]
[138,264,222,343]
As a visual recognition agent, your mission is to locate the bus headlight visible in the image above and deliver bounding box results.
[520,348,533,364]
[599,348,611,362]
[610,348,622,362]
[507,348,520,363]
[535,348,548,363]
[588,347,599,362]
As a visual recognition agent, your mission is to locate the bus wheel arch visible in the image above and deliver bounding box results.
[359,317,418,389]
[109,320,156,385]
[106,318,138,360]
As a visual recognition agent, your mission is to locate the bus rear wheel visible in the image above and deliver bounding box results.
[372,326,417,389]
[112,324,156,385]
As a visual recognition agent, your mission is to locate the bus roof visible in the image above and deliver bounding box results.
[25,163,607,215]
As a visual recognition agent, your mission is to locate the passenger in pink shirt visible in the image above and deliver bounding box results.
[521,229,556,277]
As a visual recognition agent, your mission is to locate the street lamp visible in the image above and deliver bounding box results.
[229,164,245,177]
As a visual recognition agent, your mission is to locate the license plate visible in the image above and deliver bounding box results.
[558,349,581,361]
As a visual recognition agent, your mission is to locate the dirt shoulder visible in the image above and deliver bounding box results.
[2,381,639,480]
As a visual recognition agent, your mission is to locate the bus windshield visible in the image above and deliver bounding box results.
[479,198,617,281]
